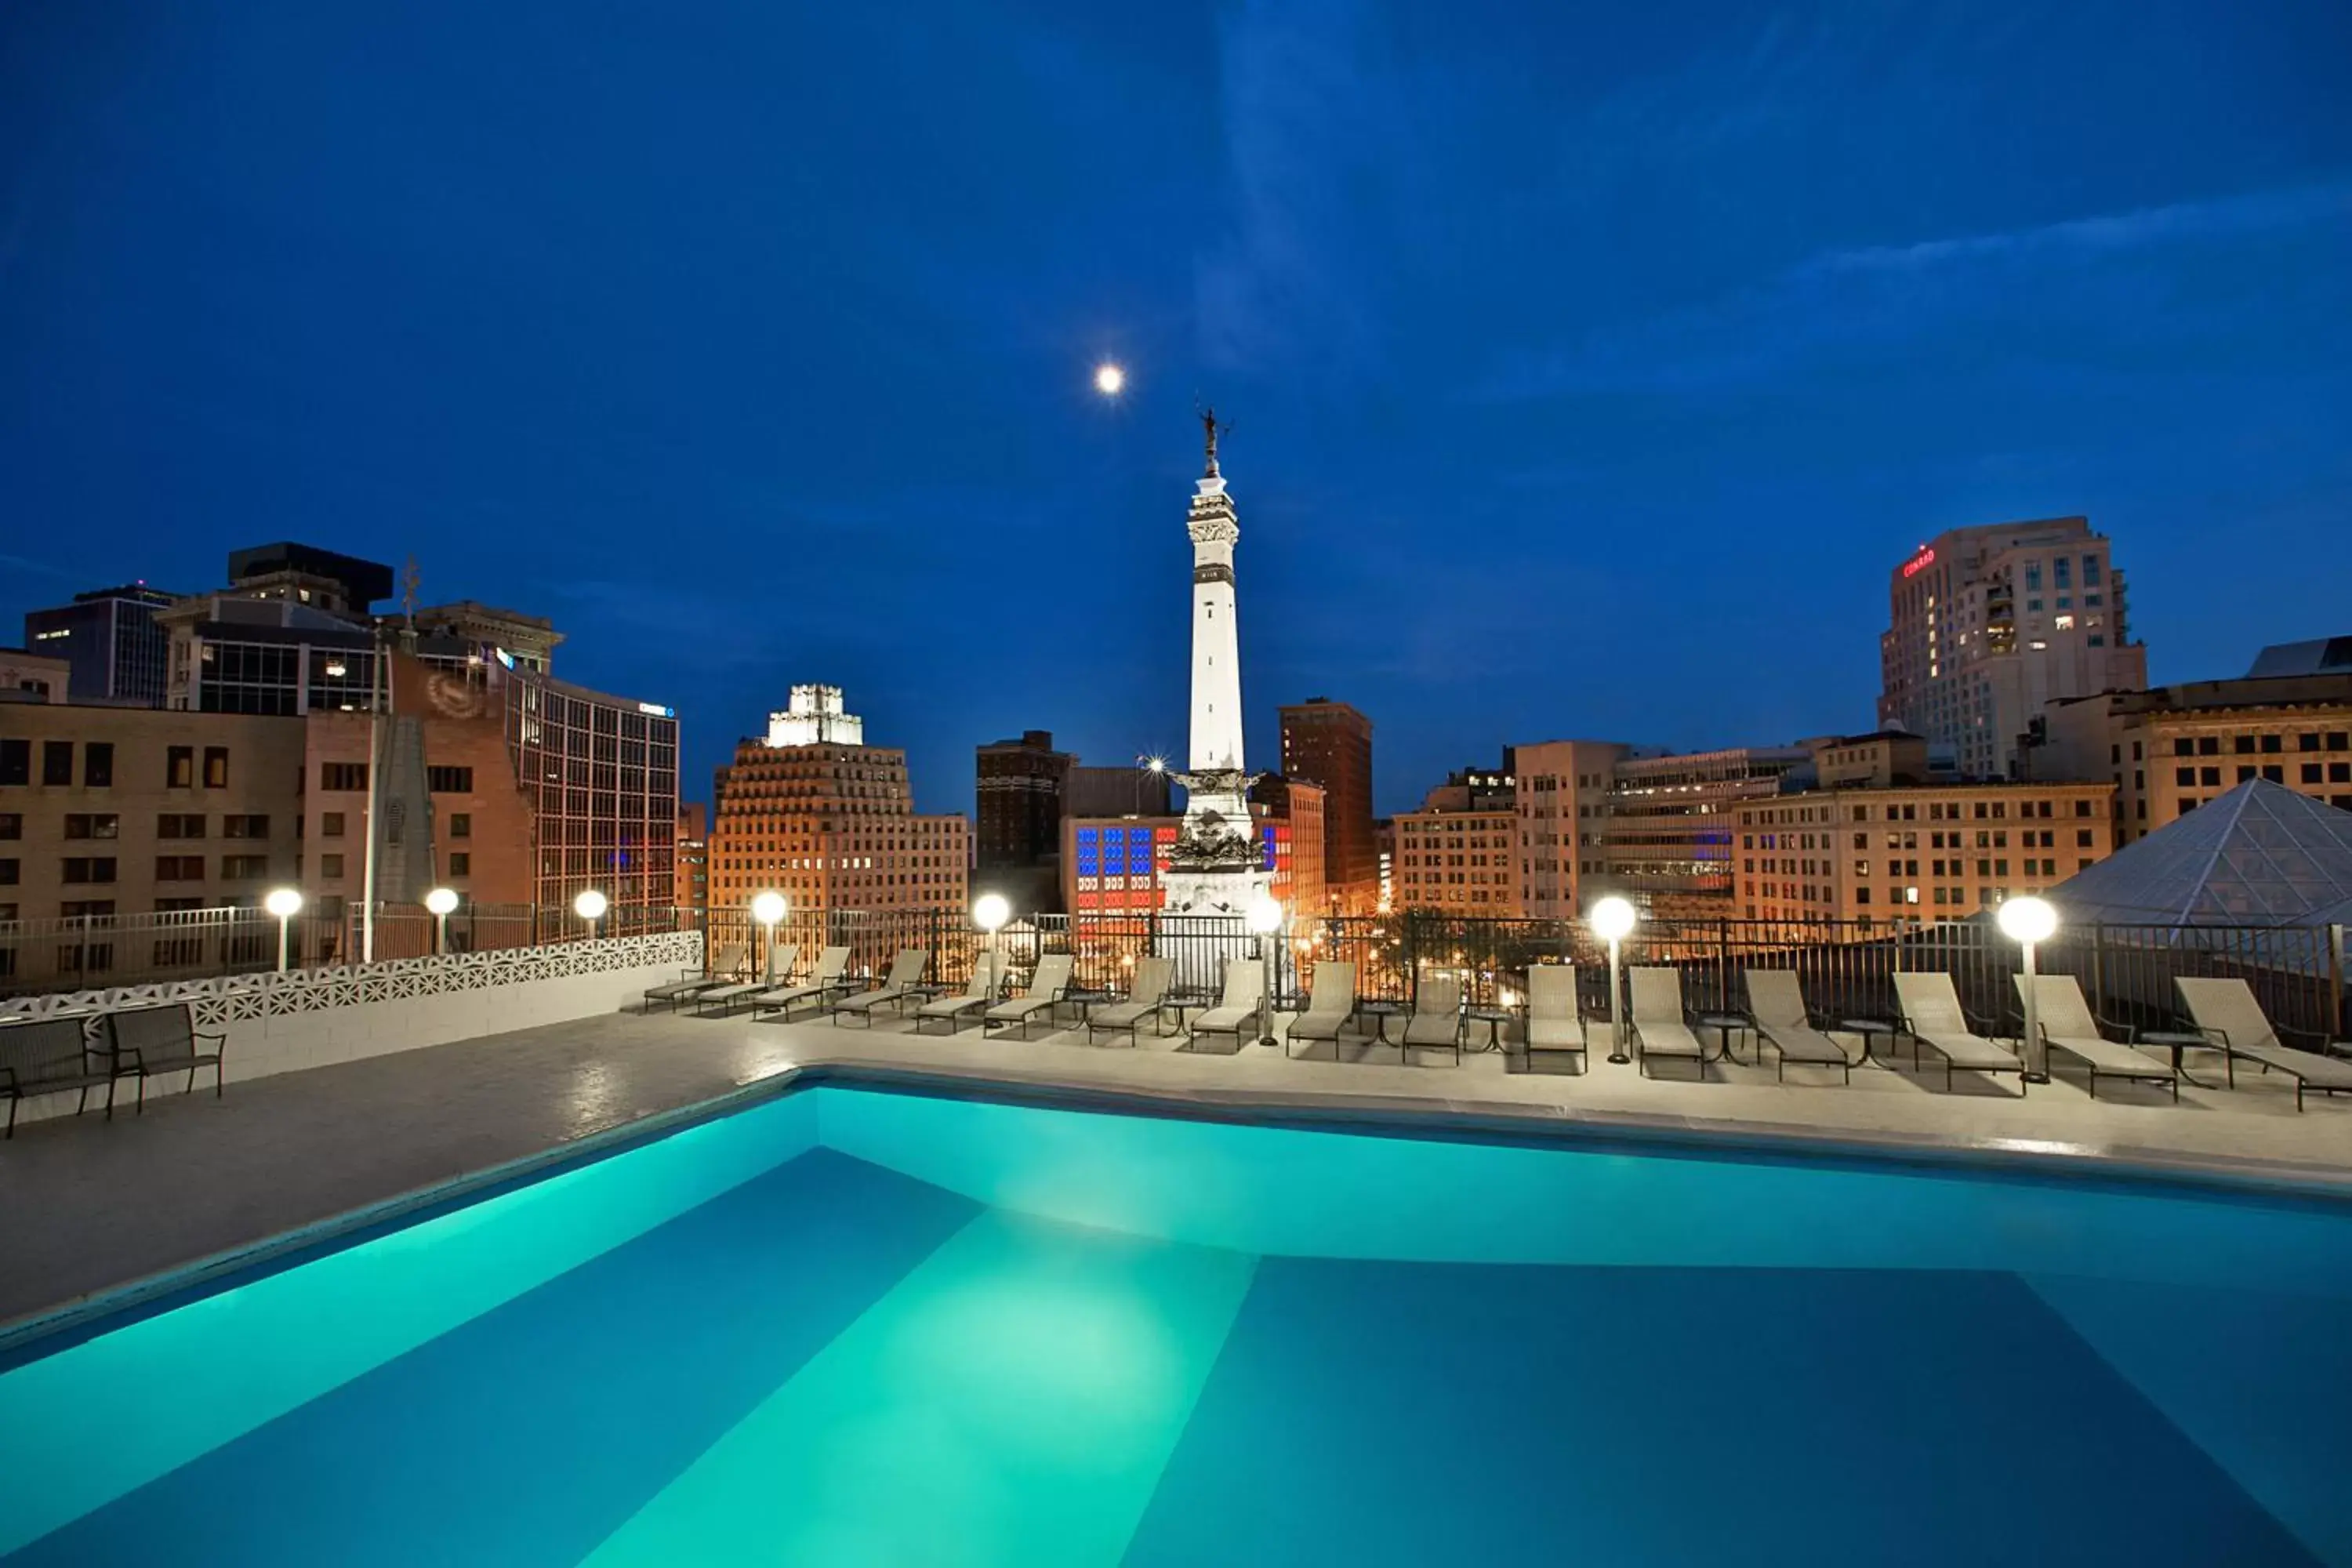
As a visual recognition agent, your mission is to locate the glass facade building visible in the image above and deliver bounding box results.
[507,675,679,921]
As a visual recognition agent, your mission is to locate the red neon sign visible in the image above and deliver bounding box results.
[1901,547,1936,579]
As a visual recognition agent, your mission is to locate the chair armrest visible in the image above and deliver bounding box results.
[195,1030,227,1047]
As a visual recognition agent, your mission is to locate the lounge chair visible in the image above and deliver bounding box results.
[2,1015,114,1138]
[1185,960,1265,1052]
[914,950,1002,1034]
[694,945,799,1015]
[1891,972,2025,1094]
[1628,967,1706,1079]
[830,949,931,1026]
[748,946,854,1020]
[642,942,748,1011]
[1399,975,1465,1065]
[1085,956,1174,1046]
[2016,974,2176,1102]
[986,953,1075,1039]
[2176,977,2352,1112]
[1521,965,1587,1070]
[1283,962,1360,1059]
[1743,969,1855,1084]
[105,1004,227,1112]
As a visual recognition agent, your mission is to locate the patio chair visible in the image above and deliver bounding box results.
[987,953,1075,1040]
[1085,956,1174,1047]
[642,942,748,1012]
[1522,965,1587,1071]
[1628,967,1706,1079]
[104,1004,227,1112]
[914,950,1002,1034]
[1283,962,1360,1059]
[830,949,931,1026]
[748,946,853,1020]
[1891,972,2026,1094]
[1743,969,1855,1084]
[1,1015,114,1138]
[2016,974,2176,1102]
[1399,975,1465,1065]
[693,945,799,1016]
[2176,977,2352,1112]
[1185,960,1265,1051]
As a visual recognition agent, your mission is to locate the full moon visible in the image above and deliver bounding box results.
[1093,361,1126,396]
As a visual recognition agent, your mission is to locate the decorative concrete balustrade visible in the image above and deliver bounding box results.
[4,931,702,1127]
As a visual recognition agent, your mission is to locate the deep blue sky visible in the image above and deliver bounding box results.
[4,2,2348,815]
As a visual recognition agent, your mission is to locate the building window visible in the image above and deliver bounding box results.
[158,814,205,838]
[220,855,270,880]
[155,855,205,880]
[203,746,229,788]
[2200,768,2220,787]
[448,812,471,838]
[449,852,471,876]
[64,814,120,839]
[223,815,271,838]
[426,766,474,793]
[321,762,369,791]
[42,741,74,786]
[62,857,118,884]
[0,739,26,786]
[321,854,345,878]
[168,746,194,788]
[322,811,346,837]
[0,858,16,885]
[84,742,114,788]
[0,813,17,840]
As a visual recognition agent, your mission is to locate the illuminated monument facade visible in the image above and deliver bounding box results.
[1162,411,1272,916]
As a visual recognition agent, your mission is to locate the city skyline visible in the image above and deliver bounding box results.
[4,2,2348,817]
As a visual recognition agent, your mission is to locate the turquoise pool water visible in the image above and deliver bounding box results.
[4,1083,2350,1565]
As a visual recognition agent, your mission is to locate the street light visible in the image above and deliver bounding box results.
[425,886,459,956]
[1588,895,1638,1064]
[752,890,787,983]
[573,887,608,941]
[1246,893,1283,1047]
[1998,895,2059,1084]
[264,887,303,974]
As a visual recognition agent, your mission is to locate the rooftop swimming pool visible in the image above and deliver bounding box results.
[4,1080,2349,1565]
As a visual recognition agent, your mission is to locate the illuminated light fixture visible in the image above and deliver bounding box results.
[573,887,609,923]
[1587,895,1639,1062]
[972,893,1011,935]
[425,886,459,953]
[265,887,303,972]
[1998,895,2060,1084]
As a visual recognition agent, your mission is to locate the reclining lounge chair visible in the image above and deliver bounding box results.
[1891,972,2026,1094]
[748,946,854,1020]
[914,950,1001,1034]
[1743,969,1855,1084]
[1282,962,1360,1059]
[642,943,747,1012]
[1399,975,1465,1065]
[831,949,931,1027]
[1521,965,1587,1071]
[695,945,799,1016]
[2017,973,2176,1102]
[1085,956,1173,1047]
[1628,967,1707,1080]
[986,953,1075,1040]
[2176,976,2352,1112]
[1185,960,1265,1053]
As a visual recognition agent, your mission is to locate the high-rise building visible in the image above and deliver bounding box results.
[1250,774,1327,917]
[23,584,179,706]
[1601,746,1810,916]
[675,802,710,913]
[975,729,1073,910]
[708,686,967,916]
[1508,739,1627,920]
[1737,740,2114,927]
[1876,517,2147,779]
[2034,670,2352,844]
[1392,787,1519,916]
[1065,762,1172,819]
[1278,697,1375,911]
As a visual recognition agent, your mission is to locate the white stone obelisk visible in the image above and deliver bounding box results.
[1163,411,1269,916]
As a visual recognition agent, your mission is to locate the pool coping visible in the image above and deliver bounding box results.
[9,1056,2352,1368]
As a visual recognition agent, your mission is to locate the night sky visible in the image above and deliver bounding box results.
[3,2,2347,815]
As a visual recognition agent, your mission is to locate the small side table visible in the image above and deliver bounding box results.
[1839,1018,1903,1068]
[2138,1030,2220,1088]
[1355,999,1407,1045]
[1696,1012,1751,1064]
[1464,1006,1514,1052]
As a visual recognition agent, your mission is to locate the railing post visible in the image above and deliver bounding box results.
[2332,924,2347,1041]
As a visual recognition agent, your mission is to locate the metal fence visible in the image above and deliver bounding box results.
[0,902,694,996]
[690,907,2348,1043]
[10,900,2343,1043]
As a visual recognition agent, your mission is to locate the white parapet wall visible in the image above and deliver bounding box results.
[2,931,703,1127]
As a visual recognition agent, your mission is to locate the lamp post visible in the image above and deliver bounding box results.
[265,887,303,974]
[1998,895,2058,1084]
[973,892,1010,986]
[424,886,459,956]
[1246,893,1283,1047]
[1588,895,1638,1064]
[573,887,608,942]
[752,890,787,983]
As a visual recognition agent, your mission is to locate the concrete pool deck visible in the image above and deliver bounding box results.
[6,1003,2350,1335]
